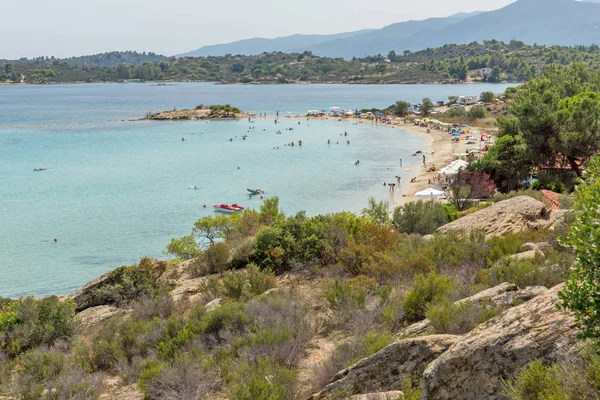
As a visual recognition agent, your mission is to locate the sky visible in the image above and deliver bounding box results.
[1,0,516,59]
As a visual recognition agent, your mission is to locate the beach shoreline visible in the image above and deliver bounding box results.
[297,115,484,207]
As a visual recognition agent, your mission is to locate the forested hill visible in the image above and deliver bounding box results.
[0,51,170,68]
[3,41,600,84]
[177,0,600,59]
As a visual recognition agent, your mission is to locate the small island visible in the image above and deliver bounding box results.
[143,104,251,121]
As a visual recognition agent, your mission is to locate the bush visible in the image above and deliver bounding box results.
[164,235,200,260]
[0,297,76,357]
[141,357,220,400]
[503,343,600,400]
[403,273,454,323]
[393,201,449,235]
[222,270,246,300]
[426,299,502,334]
[361,197,391,226]
[324,276,378,311]
[246,263,277,296]
[91,258,166,307]
[486,255,566,288]
[130,290,175,320]
[199,242,230,275]
[468,105,487,119]
[5,348,103,400]
[231,358,297,400]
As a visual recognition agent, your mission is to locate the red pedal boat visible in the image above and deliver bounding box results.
[213,204,245,214]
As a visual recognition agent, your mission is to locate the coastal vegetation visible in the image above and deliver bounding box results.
[0,187,581,398]
[5,41,600,84]
[473,62,600,193]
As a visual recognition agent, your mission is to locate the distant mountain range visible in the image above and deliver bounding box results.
[178,0,600,59]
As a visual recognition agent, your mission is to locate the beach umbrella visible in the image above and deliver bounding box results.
[451,133,460,137]
[449,159,469,168]
[415,188,445,200]
[330,106,341,110]
[375,111,384,117]
[461,124,469,127]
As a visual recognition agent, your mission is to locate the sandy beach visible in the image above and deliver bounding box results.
[299,115,492,207]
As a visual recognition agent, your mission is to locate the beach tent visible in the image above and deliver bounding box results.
[449,159,469,169]
[415,188,445,200]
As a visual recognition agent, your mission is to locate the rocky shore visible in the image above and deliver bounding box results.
[142,104,251,121]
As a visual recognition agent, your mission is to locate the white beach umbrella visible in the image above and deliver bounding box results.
[415,188,445,199]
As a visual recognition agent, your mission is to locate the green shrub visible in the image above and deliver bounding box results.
[468,105,487,119]
[324,277,378,310]
[403,273,454,323]
[361,197,391,226]
[140,357,220,400]
[222,270,247,300]
[393,201,449,235]
[231,358,297,400]
[164,235,200,260]
[346,331,394,366]
[490,189,544,203]
[91,258,166,307]
[486,255,566,288]
[503,342,600,399]
[246,263,277,296]
[204,242,231,274]
[0,297,75,357]
[426,299,502,334]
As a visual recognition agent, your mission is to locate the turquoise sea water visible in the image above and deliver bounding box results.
[0,82,516,297]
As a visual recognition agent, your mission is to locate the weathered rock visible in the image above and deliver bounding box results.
[399,283,548,338]
[72,272,114,312]
[156,259,194,285]
[347,392,404,400]
[422,284,578,400]
[205,298,222,312]
[75,305,127,333]
[144,105,250,121]
[310,335,459,399]
[508,249,544,261]
[169,277,205,303]
[436,196,567,238]
[521,242,552,252]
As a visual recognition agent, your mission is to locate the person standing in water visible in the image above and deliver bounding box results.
[422,155,426,165]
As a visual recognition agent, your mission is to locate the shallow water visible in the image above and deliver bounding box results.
[0,82,517,297]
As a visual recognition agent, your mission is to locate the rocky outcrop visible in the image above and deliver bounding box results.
[436,196,571,237]
[143,105,250,121]
[72,272,114,312]
[399,283,548,338]
[75,305,128,334]
[310,335,459,399]
[422,284,578,400]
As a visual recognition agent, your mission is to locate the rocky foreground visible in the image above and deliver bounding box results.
[63,196,582,400]
[142,104,251,120]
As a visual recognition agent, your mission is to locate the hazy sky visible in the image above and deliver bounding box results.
[1,0,516,59]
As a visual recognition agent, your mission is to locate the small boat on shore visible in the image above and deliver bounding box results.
[214,204,245,214]
[247,188,264,195]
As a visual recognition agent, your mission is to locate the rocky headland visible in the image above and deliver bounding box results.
[142,104,251,120]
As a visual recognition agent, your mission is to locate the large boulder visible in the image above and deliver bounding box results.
[422,284,578,400]
[399,283,548,338]
[436,196,569,237]
[75,305,127,334]
[310,335,459,399]
[72,272,114,312]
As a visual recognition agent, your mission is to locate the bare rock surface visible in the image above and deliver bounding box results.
[75,305,127,334]
[436,196,568,237]
[310,335,459,399]
[143,105,250,121]
[169,277,206,303]
[72,272,114,312]
[399,283,548,338]
[422,284,578,400]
